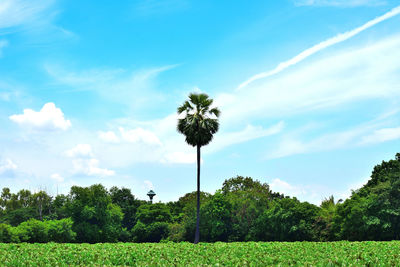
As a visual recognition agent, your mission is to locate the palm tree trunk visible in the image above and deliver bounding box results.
[194,144,201,244]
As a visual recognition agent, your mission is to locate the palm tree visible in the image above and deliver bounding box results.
[177,93,220,244]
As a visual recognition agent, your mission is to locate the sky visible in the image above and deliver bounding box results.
[0,0,400,205]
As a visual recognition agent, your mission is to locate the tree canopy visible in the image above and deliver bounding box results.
[1,153,400,243]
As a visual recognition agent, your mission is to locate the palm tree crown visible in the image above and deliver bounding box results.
[177,93,220,147]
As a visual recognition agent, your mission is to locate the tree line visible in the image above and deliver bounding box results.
[0,153,399,243]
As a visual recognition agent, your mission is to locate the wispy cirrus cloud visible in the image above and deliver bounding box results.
[45,64,178,107]
[221,32,400,126]
[266,123,372,159]
[360,126,400,145]
[267,118,400,159]
[220,7,400,159]
[206,121,285,154]
[238,5,400,90]
[0,0,75,53]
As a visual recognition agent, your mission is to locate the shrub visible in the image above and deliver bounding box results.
[47,218,76,243]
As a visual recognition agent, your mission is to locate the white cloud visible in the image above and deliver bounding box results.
[269,177,371,205]
[0,40,8,57]
[44,64,178,108]
[50,173,64,182]
[270,178,308,198]
[71,158,115,177]
[119,127,162,145]
[267,120,400,159]
[110,112,282,165]
[238,5,400,90]
[220,33,400,125]
[267,122,375,159]
[45,66,124,87]
[335,177,370,200]
[107,113,282,165]
[360,126,400,145]
[218,10,400,160]
[294,0,387,7]
[98,131,120,143]
[207,121,285,153]
[65,144,93,158]
[105,9,400,162]
[65,144,115,177]
[0,159,17,176]
[9,102,71,131]
[162,151,198,164]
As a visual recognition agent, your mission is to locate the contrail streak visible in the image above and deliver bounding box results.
[237,5,400,90]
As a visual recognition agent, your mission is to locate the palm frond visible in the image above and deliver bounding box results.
[209,107,220,117]
[177,101,193,114]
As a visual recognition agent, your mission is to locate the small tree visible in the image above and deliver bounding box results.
[177,93,220,243]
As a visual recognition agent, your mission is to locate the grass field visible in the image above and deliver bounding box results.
[0,241,399,266]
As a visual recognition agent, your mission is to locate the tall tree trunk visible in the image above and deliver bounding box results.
[38,199,43,221]
[194,144,201,244]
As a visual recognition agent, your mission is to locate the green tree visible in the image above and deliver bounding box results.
[177,93,220,244]
[17,218,49,243]
[109,186,141,230]
[255,197,320,241]
[17,189,32,208]
[0,188,11,210]
[32,191,52,220]
[47,218,76,242]
[66,184,123,243]
[167,191,211,242]
[334,153,400,241]
[52,194,69,219]
[1,207,36,226]
[314,195,340,241]
[200,191,231,242]
[167,191,211,223]
[131,203,172,242]
[221,176,276,241]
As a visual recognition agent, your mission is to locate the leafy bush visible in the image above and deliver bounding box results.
[47,218,76,243]
[0,219,76,243]
[17,219,49,243]
[0,223,19,243]
[131,221,170,243]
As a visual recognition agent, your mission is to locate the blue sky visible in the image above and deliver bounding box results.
[1,0,400,204]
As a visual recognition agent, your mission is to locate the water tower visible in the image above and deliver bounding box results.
[147,190,156,204]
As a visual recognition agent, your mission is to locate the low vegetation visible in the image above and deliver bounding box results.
[1,241,399,266]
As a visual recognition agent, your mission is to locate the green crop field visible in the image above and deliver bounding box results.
[0,241,399,266]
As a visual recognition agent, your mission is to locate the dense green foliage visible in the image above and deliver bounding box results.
[0,153,399,243]
[1,241,399,266]
[0,218,75,243]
